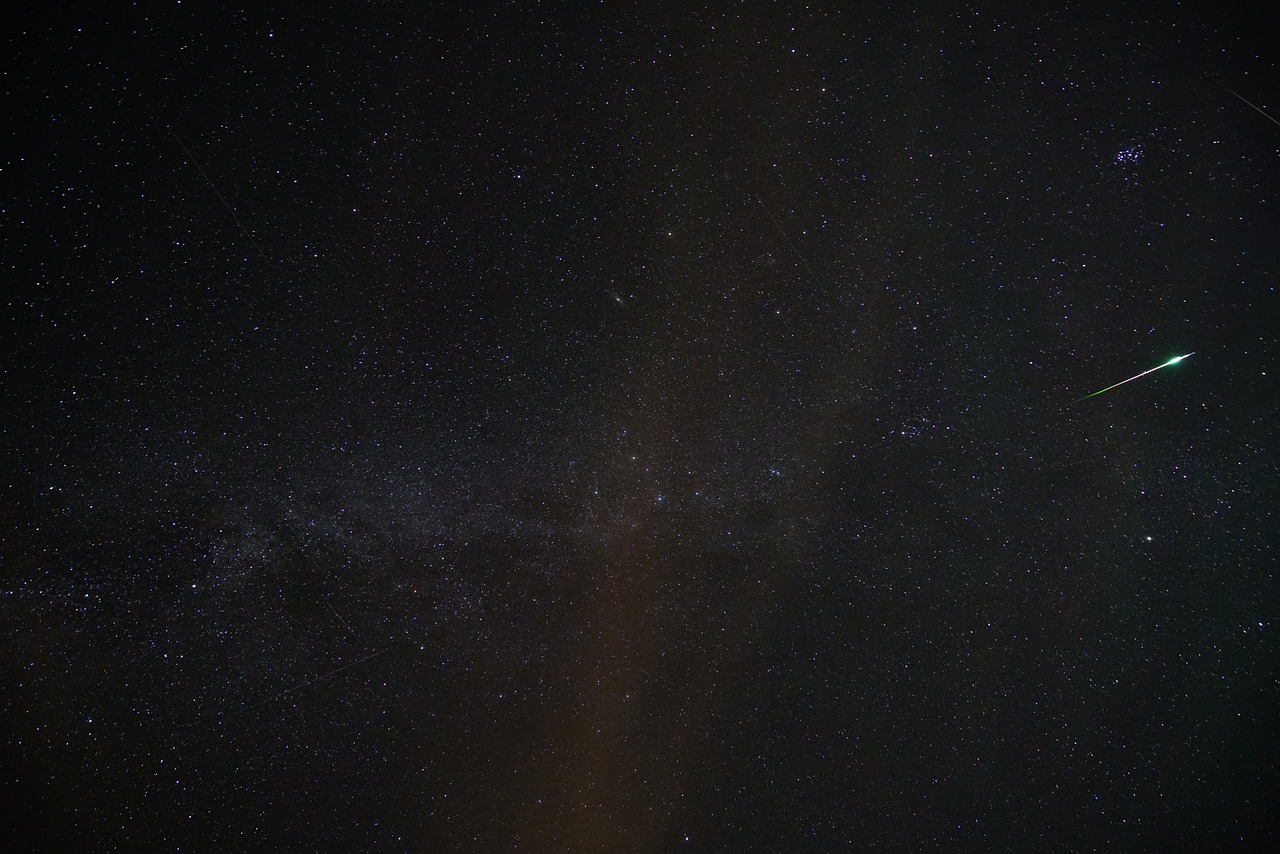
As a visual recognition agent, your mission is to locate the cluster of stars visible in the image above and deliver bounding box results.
[1114,145,1142,164]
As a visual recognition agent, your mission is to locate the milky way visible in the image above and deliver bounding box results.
[4,4,1279,851]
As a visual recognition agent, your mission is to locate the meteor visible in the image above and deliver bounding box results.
[232,647,393,714]
[1218,83,1280,129]
[1074,353,1195,403]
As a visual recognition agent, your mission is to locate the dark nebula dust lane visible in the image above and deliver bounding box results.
[3,4,1279,852]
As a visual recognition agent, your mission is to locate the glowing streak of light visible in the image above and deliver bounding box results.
[1218,83,1280,129]
[1074,353,1194,403]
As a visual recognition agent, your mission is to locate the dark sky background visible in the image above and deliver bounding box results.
[3,2,1279,851]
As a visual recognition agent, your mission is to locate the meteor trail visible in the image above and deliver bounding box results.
[1074,353,1195,403]
[754,194,822,287]
[233,647,393,713]
[1218,83,1280,129]
[168,126,267,258]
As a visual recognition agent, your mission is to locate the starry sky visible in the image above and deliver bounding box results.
[3,2,1279,851]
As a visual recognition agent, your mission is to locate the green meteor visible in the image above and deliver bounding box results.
[1074,353,1195,402]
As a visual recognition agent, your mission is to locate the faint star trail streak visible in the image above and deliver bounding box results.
[234,647,393,713]
[754,194,822,287]
[168,126,267,258]
[1218,83,1280,129]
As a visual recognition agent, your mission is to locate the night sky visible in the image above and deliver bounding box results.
[4,3,1279,851]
